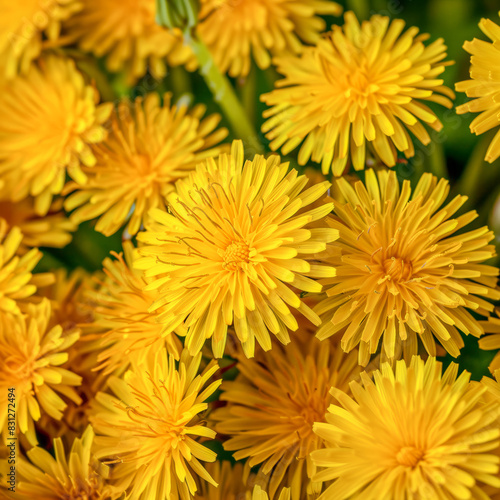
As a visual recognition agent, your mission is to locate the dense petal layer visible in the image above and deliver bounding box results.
[262,12,454,175]
[315,169,500,365]
[135,140,337,358]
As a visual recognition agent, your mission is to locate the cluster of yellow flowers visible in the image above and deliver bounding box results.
[2,1,500,500]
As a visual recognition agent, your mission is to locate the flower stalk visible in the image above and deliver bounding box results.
[156,0,263,150]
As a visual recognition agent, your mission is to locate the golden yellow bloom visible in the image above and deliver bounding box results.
[214,332,360,500]
[3,426,121,500]
[198,0,342,78]
[90,349,221,500]
[0,220,53,317]
[312,356,500,500]
[0,299,82,446]
[64,93,228,236]
[135,140,337,358]
[0,55,112,216]
[0,1,81,79]
[63,0,196,83]
[315,169,500,366]
[85,242,183,374]
[261,12,455,175]
[456,13,500,163]
[0,197,76,254]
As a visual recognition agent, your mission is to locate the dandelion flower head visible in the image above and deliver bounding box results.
[90,349,221,500]
[64,93,228,236]
[0,299,82,446]
[63,0,197,82]
[315,169,500,365]
[213,332,360,499]
[198,0,342,77]
[86,241,183,374]
[312,356,500,499]
[456,12,500,163]
[135,140,337,358]
[262,12,455,175]
[0,55,112,215]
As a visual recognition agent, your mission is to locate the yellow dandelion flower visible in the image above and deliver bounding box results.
[64,93,228,236]
[312,356,500,500]
[261,12,455,175]
[0,197,76,254]
[63,0,196,83]
[0,1,81,79]
[0,299,82,446]
[84,242,183,374]
[2,426,122,500]
[456,13,500,163]
[213,332,360,500]
[197,0,342,78]
[135,140,337,358]
[315,169,500,366]
[0,220,53,317]
[0,55,112,216]
[90,349,221,500]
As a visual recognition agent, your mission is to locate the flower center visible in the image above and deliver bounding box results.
[223,241,250,271]
[287,383,329,446]
[396,446,425,468]
[131,153,156,178]
[298,405,324,430]
[382,257,413,282]
[343,66,380,103]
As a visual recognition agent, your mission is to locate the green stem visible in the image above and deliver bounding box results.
[169,65,193,99]
[239,63,256,129]
[110,71,131,98]
[185,32,263,152]
[428,141,448,179]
